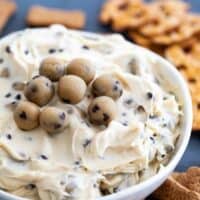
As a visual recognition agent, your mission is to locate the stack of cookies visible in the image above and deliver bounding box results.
[100,0,200,130]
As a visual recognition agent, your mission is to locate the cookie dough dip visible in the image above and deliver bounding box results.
[0,25,182,200]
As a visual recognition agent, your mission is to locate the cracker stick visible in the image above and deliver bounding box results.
[0,0,17,31]
[26,6,86,29]
[151,176,200,200]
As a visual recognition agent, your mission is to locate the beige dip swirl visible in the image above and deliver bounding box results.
[0,25,182,200]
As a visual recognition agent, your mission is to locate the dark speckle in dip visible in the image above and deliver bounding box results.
[0,58,4,63]
[83,139,91,148]
[40,155,48,160]
[24,50,29,55]
[67,107,73,114]
[26,184,36,190]
[146,92,153,99]
[122,112,127,116]
[6,134,12,140]
[62,99,71,104]
[82,45,90,50]
[124,98,133,105]
[74,161,80,165]
[5,46,11,53]
[48,48,56,54]
[149,114,158,119]
[32,75,40,80]
[15,94,21,100]
[58,48,64,52]
[59,112,66,120]
[5,93,11,98]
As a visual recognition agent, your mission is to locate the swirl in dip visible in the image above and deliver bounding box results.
[0,25,182,200]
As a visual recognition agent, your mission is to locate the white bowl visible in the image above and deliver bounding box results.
[0,33,193,200]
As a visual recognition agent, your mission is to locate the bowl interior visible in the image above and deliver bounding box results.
[0,33,193,200]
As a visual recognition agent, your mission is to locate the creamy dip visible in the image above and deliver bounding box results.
[0,25,182,200]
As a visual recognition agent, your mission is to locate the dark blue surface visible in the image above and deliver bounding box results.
[1,0,200,172]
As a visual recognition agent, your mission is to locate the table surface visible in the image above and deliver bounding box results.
[2,0,200,172]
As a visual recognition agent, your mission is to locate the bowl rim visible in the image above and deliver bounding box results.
[0,30,193,200]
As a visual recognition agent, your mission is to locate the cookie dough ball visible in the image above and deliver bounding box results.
[88,96,117,125]
[39,57,66,82]
[24,76,54,106]
[58,75,87,104]
[66,58,95,84]
[92,74,123,100]
[40,107,68,134]
[14,101,40,131]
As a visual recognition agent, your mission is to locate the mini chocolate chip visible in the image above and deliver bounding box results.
[150,136,155,143]
[19,111,27,119]
[149,114,157,119]
[54,123,62,129]
[162,123,167,127]
[82,45,89,50]
[67,108,73,114]
[59,112,66,120]
[163,97,168,100]
[137,105,145,112]
[161,154,165,158]
[198,103,200,109]
[74,161,80,165]
[5,93,11,98]
[6,134,12,140]
[48,48,56,54]
[122,121,128,126]
[93,184,97,188]
[92,105,100,112]
[24,50,29,55]
[15,94,21,100]
[103,113,109,121]
[58,48,64,52]
[83,139,91,148]
[113,85,118,91]
[11,101,17,105]
[115,80,119,84]
[40,155,48,160]
[46,82,49,87]
[26,184,36,190]
[60,181,65,185]
[62,98,71,104]
[146,92,153,99]
[153,133,157,137]
[0,58,4,63]
[122,112,127,116]
[5,46,11,53]
[113,187,119,193]
[101,188,110,195]
[124,98,133,105]
[32,75,40,79]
